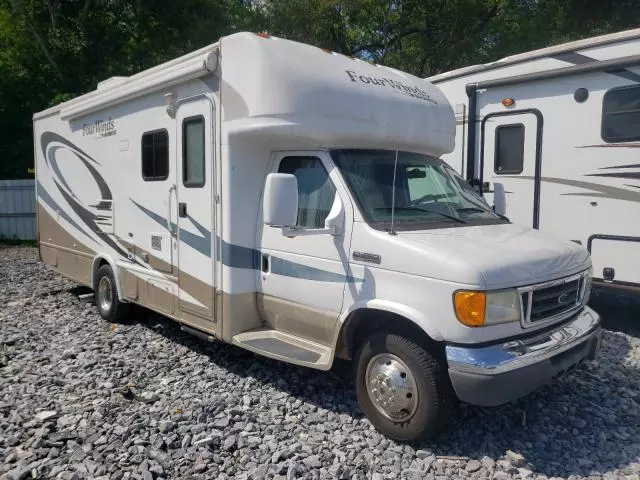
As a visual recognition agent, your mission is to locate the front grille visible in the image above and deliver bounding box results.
[520,274,585,327]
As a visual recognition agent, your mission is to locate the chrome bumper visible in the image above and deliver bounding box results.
[445,306,602,406]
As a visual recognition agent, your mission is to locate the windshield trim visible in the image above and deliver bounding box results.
[330,148,509,232]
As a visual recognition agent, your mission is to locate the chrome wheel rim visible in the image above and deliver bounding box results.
[365,353,418,422]
[98,276,113,313]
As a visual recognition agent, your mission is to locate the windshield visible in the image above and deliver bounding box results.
[331,149,507,231]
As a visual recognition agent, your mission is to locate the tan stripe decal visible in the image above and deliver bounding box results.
[38,205,94,255]
[114,237,213,311]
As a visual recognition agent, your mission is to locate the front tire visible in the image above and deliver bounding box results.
[355,332,454,442]
[94,264,130,323]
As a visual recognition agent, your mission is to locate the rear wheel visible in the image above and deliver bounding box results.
[94,264,130,323]
[355,331,454,442]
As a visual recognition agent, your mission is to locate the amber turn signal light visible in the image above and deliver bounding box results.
[453,291,486,327]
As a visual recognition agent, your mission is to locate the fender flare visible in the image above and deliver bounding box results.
[333,299,444,352]
[91,254,127,302]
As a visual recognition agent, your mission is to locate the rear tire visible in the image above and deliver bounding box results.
[354,331,454,442]
[94,264,130,323]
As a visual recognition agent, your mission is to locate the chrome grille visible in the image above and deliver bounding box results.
[519,272,587,328]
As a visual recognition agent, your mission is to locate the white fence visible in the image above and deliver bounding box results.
[0,179,36,241]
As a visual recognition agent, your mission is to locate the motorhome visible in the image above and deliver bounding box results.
[34,32,601,441]
[428,28,640,293]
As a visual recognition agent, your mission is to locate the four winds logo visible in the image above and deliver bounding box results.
[345,70,437,104]
[82,118,116,138]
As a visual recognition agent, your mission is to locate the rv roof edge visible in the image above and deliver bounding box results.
[33,41,221,121]
[428,27,640,84]
[471,53,640,90]
[58,49,219,121]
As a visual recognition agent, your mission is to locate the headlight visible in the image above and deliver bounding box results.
[454,289,521,327]
[583,267,593,305]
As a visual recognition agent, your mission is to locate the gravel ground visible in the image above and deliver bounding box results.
[1,246,639,480]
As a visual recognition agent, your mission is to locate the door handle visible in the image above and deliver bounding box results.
[167,184,176,236]
[178,202,187,218]
[261,254,269,273]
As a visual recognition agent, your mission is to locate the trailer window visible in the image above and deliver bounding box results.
[602,85,640,143]
[278,156,336,229]
[183,117,205,187]
[494,124,524,175]
[142,130,169,181]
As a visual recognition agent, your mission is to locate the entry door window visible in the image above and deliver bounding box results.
[278,156,336,229]
[182,117,205,187]
[494,124,525,174]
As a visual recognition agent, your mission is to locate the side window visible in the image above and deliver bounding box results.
[602,85,640,143]
[183,116,205,187]
[494,124,524,174]
[278,156,336,229]
[142,130,169,181]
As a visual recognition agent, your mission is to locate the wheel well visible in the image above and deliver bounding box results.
[92,257,110,288]
[336,309,443,362]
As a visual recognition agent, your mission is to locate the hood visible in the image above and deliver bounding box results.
[376,223,590,289]
[399,223,590,288]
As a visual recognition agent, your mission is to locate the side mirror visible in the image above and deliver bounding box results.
[264,173,298,228]
[493,182,506,216]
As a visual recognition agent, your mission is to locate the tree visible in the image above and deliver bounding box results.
[0,0,638,179]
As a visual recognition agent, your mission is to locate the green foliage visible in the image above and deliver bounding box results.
[0,0,637,179]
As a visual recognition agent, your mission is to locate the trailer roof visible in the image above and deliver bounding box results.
[427,27,640,84]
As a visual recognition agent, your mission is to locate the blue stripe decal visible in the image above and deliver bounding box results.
[131,199,211,257]
[132,200,362,283]
[37,181,94,240]
[220,239,261,269]
[48,147,74,194]
[271,256,360,283]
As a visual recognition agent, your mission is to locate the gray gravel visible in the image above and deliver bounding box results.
[1,246,639,480]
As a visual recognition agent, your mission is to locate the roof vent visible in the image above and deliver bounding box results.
[97,76,128,91]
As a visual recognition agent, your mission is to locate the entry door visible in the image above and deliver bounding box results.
[481,112,541,228]
[175,98,215,318]
[258,152,350,346]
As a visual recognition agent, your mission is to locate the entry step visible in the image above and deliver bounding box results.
[232,328,332,370]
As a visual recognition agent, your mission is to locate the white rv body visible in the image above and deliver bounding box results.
[428,28,640,291]
[35,32,601,440]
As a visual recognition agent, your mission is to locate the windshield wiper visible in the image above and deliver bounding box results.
[457,206,510,222]
[374,206,466,224]
[456,207,491,214]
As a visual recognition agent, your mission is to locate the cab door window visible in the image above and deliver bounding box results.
[278,156,336,229]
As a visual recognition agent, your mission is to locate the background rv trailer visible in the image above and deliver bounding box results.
[428,28,640,292]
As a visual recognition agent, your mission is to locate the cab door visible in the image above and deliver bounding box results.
[175,98,215,319]
[258,152,352,346]
[481,111,542,228]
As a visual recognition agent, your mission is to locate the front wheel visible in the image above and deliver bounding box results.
[355,332,454,442]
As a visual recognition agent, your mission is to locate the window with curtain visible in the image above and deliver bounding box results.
[278,156,336,229]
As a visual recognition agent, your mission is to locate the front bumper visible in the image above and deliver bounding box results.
[445,306,602,406]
